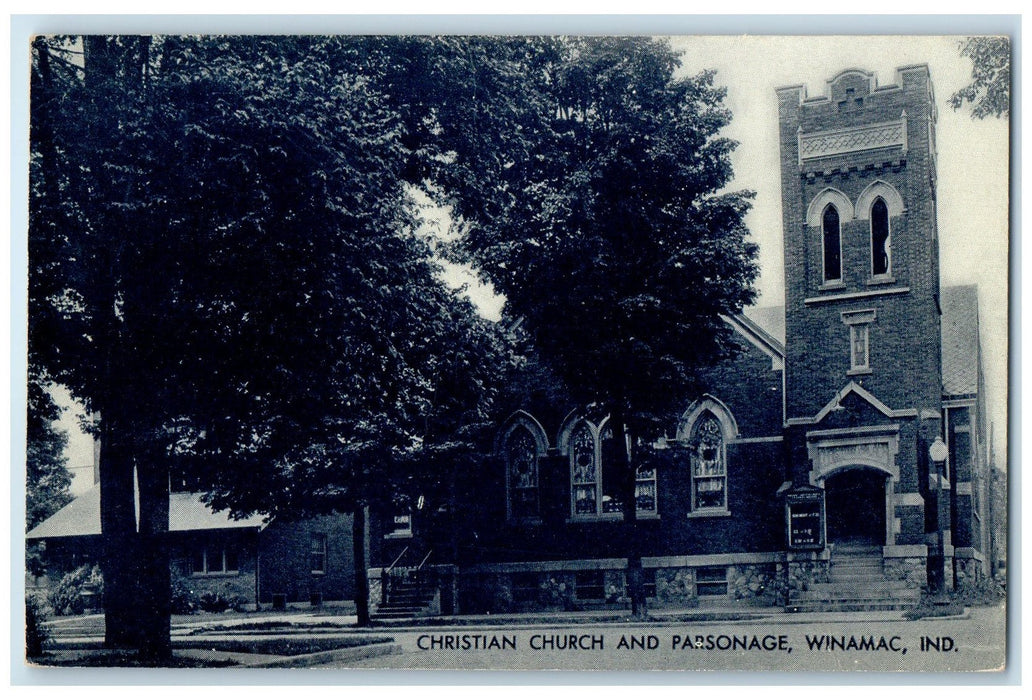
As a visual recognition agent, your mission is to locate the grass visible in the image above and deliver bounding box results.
[187,619,357,635]
[29,650,238,668]
[31,634,394,667]
[178,636,393,656]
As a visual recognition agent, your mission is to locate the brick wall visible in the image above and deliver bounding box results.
[258,513,355,606]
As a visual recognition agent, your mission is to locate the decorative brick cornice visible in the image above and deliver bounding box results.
[799,118,907,165]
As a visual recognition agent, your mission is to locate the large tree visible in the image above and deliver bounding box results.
[950,36,1010,119]
[428,37,759,616]
[29,35,508,658]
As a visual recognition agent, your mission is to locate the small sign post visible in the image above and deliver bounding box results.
[785,485,825,551]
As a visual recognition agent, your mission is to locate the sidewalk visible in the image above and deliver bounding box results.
[37,603,948,668]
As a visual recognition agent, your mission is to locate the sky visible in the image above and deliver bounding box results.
[45,33,1011,491]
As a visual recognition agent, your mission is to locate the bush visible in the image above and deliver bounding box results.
[48,564,104,616]
[956,576,1006,607]
[198,591,232,613]
[904,576,1006,620]
[196,590,248,613]
[26,595,51,657]
[170,568,199,615]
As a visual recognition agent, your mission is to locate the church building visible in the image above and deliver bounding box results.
[369,64,994,616]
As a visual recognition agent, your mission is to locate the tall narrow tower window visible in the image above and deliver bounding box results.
[871,197,891,277]
[822,204,842,283]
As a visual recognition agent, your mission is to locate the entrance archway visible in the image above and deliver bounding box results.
[824,467,888,545]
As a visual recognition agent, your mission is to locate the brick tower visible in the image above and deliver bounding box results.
[776,66,951,591]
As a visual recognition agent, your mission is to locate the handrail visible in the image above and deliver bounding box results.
[385,545,409,575]
[416,549,433,571]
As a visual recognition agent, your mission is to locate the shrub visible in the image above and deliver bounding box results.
[48,564,104,616]
[170,568,199,615]
[26,594,50,657]
[956,576,1006,606]
[198,591,233,613]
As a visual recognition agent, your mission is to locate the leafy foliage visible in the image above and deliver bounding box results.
[48,564,104,616]
[429,37,758,432]
[29,35,516,646]
[26,594,52,657]
[949,36,1010,119]
[26,372,72,531]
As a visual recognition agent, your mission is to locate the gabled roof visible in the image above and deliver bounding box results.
[26,485,268,540]
[742,305,786,348]
[941,285,980,397]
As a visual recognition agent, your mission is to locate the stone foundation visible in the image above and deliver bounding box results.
[882,556,927,589]
[729,563,782,605]
[787,558,830,592]
[655,567,697,606]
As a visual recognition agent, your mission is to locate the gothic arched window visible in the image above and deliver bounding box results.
[505,425,540,519]
[690,412,727,511]
[870,197,891,277]
[570,423,598,516]
[822,204,842,283]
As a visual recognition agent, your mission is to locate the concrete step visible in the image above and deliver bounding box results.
[787,600,911,613]
[805,580,913,594]
[792,589,919,603]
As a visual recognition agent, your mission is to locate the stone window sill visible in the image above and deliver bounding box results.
[567,512,661,523]
[847,368,872,376]
[819,281,846,291]
[867,275,896,286]
[687,509,732,519]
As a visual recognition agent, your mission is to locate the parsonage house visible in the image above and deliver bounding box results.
[27,484,357,611]
[367,64,998,617]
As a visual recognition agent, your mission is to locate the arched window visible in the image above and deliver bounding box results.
[570,423,598,516]
[690,412,727,511]
[870,197,891,277]
[564,418,657,518]
[822,204,842,283]
[505,425,540,519]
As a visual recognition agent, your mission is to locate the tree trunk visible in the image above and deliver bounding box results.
[136,455,172,661]
[611,409,648,619]
[98,414,142,649]
[353,505,370,626]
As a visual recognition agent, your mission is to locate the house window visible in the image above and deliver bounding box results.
[871,197,891,277]
[690,413,727,511]
[636,464,657,514]
[512,573,540,603]
[696,567,729,597]
[505,425,539,519]
[644,569,657,598]
[842,309,876,375]
[822,204,842,283]
[575,571,605,600]
[310,534,327,574]
[192,546,239,576]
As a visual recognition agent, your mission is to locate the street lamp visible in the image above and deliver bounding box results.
[929,436,949,593]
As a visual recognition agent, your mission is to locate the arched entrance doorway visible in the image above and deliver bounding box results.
[824,467,888,545]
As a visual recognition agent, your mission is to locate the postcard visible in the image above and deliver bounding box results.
[20,29,1009,675]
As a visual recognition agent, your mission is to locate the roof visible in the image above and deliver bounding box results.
[26,485,268,540]
[742,305,786,347]
[941,284,980,396]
